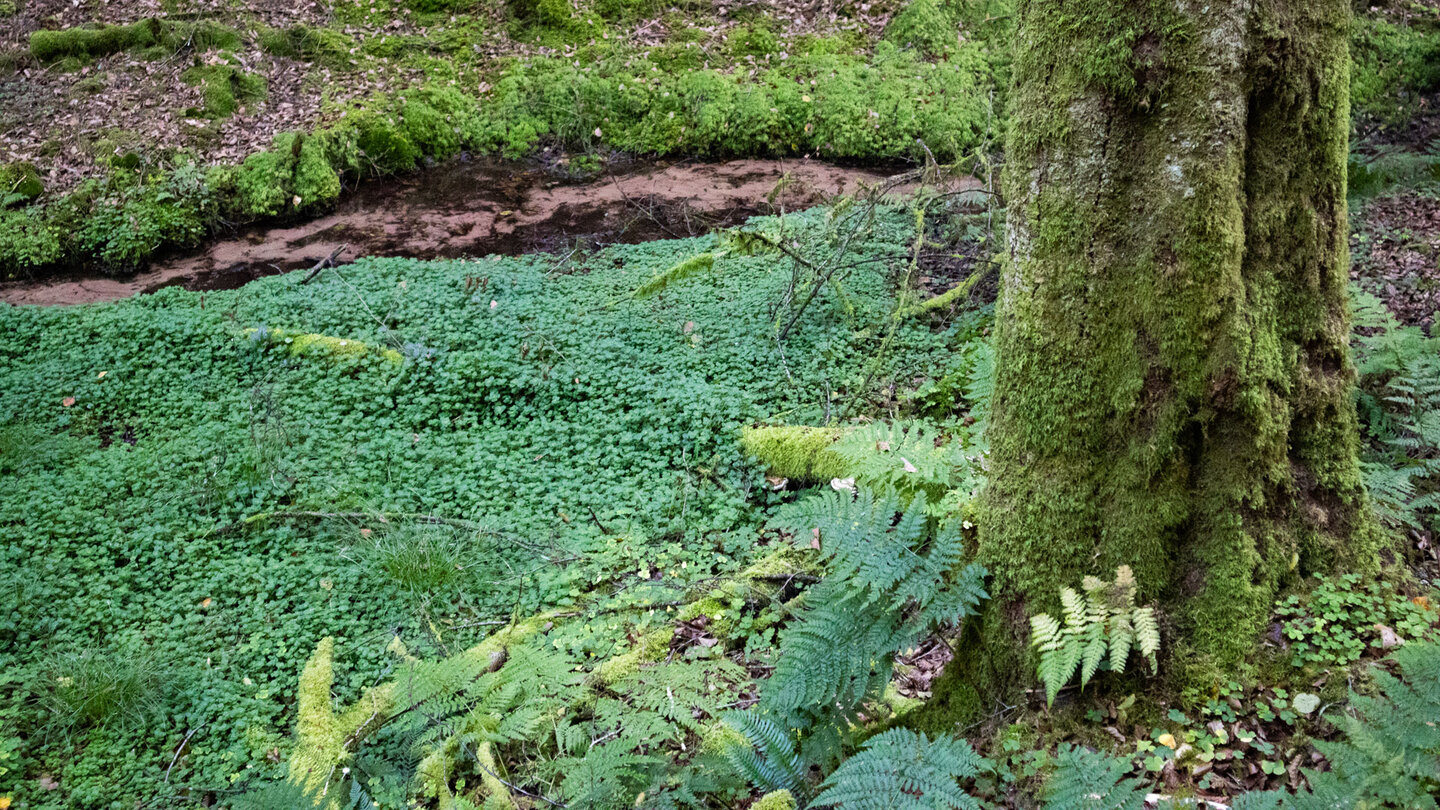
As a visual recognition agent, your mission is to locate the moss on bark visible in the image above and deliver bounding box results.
[921,0,1385,730]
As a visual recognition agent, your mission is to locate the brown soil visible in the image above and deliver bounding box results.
[0,157,900,306]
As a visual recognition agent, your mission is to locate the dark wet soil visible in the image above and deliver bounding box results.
[0,157,900,306]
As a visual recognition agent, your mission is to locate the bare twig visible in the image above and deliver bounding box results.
[164,726,201,783]
[299,243,349,284]
[463,741,569,808]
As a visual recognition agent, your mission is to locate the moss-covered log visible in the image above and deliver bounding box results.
[926,0,1385,724]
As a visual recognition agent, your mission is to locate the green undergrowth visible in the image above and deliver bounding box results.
[1350,5,1440,127]
[0,206,965,807]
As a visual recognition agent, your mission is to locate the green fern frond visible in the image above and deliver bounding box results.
[811,729,990,810]
[1030,568,1162,705]
[829,421,965,504]
[1041,744,1149,810]
[720,712,805,794]
[1132,607,1160,673]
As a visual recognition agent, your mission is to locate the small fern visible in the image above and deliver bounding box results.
[719,712,806,795]
[766,490,987,720]
[810,728,991,810]
[829,421,967,507]
[1040,744,1149,810]
[1029,566,1160,706]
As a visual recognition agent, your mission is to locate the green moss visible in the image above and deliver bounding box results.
[258,24,355,69]
[1,162,43,206]
[752,790,798,810]
[1350,14,1440,124]
[181,64,267,119]
[590,628,674,685]
[289,617,551,798]
[255,327,405,366]
[349,110,422,174]
[29,18,240,64]
[727,24,781,58]
[174,20,243,52]
[294,135,342,208]
[594,0,664,22]
[883,0,958,59]
[30,20,158,63]
[739,425,849,483]
[508,0,594,39]
[234,133,302,217]
[676,547,812,639]
[398,97,461,158]
[405,0,472,12]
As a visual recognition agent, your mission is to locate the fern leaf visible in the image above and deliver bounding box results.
[1079,619,1107,690]
[811,729,989,810]
[1030,613,1071,707]
[1107,612,1133,676]
[1132,607,1160,673]
[720,712,805,794]
[1041,744,1149,810]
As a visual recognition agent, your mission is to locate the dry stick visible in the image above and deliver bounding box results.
[462,740,569,808]
[164,726,201,783]
[299,243,349,284]
[774,175,914,341]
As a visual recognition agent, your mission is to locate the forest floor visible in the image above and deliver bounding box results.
[0,0,896,199]
[1,2,1438,809]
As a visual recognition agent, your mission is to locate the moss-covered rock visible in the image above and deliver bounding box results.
[258,24,355,69]
[739,425,849,483]
[182,64,267,119]
[29,18,240,64]
[30,20,159,62]
[1,162,43,206]
[252,327,405,366]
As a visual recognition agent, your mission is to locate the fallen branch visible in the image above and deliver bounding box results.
[299,243,349,284]
[895,264,992,319]
[164,726,201,783]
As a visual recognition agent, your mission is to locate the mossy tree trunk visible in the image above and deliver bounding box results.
[925,0,1383,723]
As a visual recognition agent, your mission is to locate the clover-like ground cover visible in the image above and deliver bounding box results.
[0,207,967,806]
